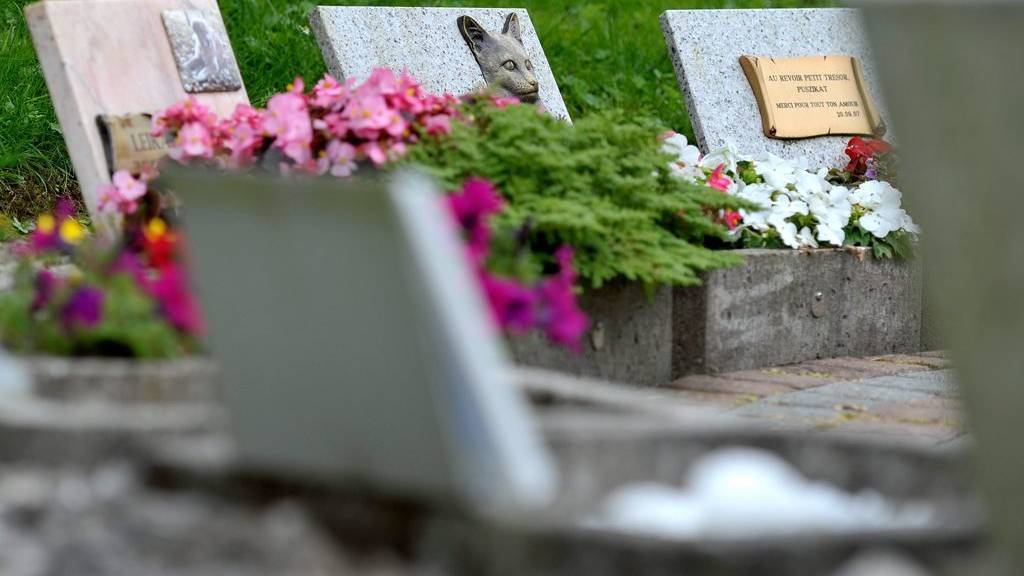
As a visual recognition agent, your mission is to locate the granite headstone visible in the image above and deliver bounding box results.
[25,0,249,224]
[309,7,570,121]
[661,8,889,169]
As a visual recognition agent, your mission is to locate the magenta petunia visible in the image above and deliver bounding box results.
[148,264,205,336]
[480,273,537,333]
[535,246,588,351]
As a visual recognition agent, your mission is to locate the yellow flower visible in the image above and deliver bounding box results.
[58,219,86,245]
[144,218,167,241]
[37,214,56,234]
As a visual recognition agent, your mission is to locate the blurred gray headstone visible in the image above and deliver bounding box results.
[167,168,556,516]
[859,1,1024,569]
[0,350,28,397]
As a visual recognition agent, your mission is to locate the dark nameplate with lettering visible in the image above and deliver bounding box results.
[96,113,169,175]
[739,55,885,140]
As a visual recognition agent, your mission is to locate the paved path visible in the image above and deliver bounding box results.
[669,351,963,446]
[522,351,964,448]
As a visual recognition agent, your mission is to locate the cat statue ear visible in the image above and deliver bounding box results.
[502,13,523,44]
[458,15,489,55]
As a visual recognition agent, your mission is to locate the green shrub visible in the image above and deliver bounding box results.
[403,101,751,287]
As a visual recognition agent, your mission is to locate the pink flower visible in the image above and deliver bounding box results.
[721,209,742,230]
[344,92,397,140]
[217,104,264,167]
[364,68,400,97]
[491,95,521,108]
[152,97,213,137]
[172,121,214,161]
[392,71,427,114]
[310,74,349,109]
[423,114,452,136]
[361,141,388,166]
[323,139,358,177]
[707,163,731,192]
[262,84,313,164]
[98,170,147,214]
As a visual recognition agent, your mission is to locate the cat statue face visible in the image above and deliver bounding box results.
[458,13,539,103]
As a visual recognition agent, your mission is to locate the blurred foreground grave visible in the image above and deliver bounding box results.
[860,1,1024,572]
[0,169,1005,575]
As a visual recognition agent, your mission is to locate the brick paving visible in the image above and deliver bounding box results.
[669,352,964,446]
[520,351,964,447]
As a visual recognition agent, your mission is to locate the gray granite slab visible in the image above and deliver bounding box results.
[661,8,891,170]
[309,6,570,120]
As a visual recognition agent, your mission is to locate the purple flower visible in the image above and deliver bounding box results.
[60,286,104,330]
[111,251,149,288]
[864,158,878,181]
[480,273,536,333]
[31,270,58,312]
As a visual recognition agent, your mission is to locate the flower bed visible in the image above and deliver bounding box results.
[658,135,924,376]
[1,69,751,387]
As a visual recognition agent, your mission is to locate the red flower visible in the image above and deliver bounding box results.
[141,218,178,269]
[844,137,892,175]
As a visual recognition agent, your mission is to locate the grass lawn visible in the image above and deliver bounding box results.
[1,0,830,220]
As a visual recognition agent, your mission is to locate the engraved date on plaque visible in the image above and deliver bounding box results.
[739,55,885,140]
[96,113,169,175]
[162,10,242,93]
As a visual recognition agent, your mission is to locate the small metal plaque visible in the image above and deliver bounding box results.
[162,10,242,93]
[96,113,169,175]
[739,55,885,140]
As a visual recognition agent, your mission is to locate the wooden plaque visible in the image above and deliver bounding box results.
[739,55,885,140]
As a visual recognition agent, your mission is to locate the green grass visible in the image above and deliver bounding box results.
[1,0,831,219]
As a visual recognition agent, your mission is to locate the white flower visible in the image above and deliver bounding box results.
[776,221,801,248]
[736,183,773,232]
[808,186,853,247]
[797,226,818,248]
[852,180,917,239]
[700,142,748,176]
[768,193,808,223]
[753,153,798,191]
[792,168,832,202]
[662,133,704,182]
[662,133,701,165]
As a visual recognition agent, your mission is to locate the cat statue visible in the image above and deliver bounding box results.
[457,13,539,103]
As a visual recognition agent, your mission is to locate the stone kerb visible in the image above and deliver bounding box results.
[509,280,673,387]
[422,423,984,576]
[673,249,923,376]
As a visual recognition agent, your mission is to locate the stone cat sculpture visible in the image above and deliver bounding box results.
[457,13,539,103]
